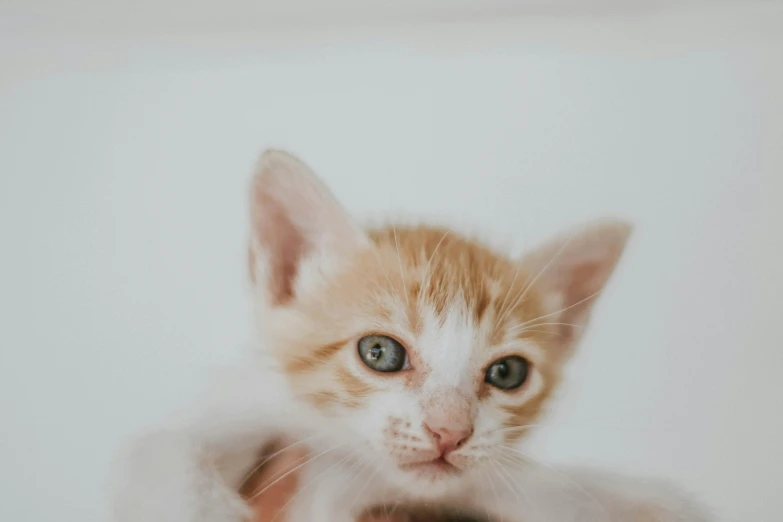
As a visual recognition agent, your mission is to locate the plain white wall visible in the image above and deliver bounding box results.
[1,3,781,522]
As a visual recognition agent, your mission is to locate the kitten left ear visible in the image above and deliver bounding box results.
[248,150,370,307]
[520,220,632,348]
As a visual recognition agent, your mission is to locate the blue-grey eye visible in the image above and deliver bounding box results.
[485,356,529,390]
[358,335,407,373]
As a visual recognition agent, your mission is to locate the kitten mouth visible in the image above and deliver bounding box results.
[400,457,459,476]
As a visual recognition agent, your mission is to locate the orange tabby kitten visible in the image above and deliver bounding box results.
[111,150,709,522]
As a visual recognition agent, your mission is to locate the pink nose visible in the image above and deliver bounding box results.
[424,422,473,455]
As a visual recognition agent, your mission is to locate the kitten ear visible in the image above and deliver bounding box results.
[520,220,632,347]
[249,150,370,306]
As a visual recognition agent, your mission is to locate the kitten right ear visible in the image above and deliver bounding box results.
[519,220,632,350]
[249,150,369,306]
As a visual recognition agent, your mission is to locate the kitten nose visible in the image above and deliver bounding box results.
[424,422,473,455]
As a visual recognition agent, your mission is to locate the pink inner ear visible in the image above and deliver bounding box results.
[560,262,604,322]
[253,188,308,306]
[549,258,617,345]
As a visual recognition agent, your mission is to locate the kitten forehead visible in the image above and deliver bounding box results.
[367,225,543,339]
[417,301,476,390]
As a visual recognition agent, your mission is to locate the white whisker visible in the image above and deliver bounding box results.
[369,243,406,309]
[349,457,383,511]
[238,434,323,491]
[506,328,566,339]
[269,444,367,522]
[496,230,579,328]
[515,289,604,329]
[479,469,495,522]
[494,459,543,522]
[417,229,449,309]
[247,441,347,502]
[495,265,522,331]
[488,414,641,437]
[496,445,609,519]
[336,455,376,517]
[392,225,409,307]
[485,463,504,522]
[489,423,548,435]
[508,321,582,335]
[489,458,517,501]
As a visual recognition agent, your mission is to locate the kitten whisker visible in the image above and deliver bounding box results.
[496,452,584,522]
[338,454,377,512]
[478,469,496,522]
[268,443,368,522]
[494,231,559,330]
[514,289,604,330]
[494,451,601,521]
[349,455,385,511]
[247,441,348,502]
[417,229,449,311]
[486,423,547,436]
[507,321,583,337]
[494,264,522,331]
[392,225,409,307]
[495,446,609,519]
[378,466,394,521]
[494,267,534,330]
[496,227,583,329]
[505,328,567,339]
[237,433,325,491]
[488,415,640,438]
[484,463,504,522]
[368,238,406,310]
[493,458,543,521]
[489,458,518,502]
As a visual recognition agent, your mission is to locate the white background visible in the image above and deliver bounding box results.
[1,2,782,521]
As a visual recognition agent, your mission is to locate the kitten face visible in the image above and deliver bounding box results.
[248,150,630,498]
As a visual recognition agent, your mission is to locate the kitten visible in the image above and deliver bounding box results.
[110,150,709,522]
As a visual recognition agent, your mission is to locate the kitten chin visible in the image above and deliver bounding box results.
[381,466,473,501]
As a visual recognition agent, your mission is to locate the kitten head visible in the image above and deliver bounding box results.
[248,150,631,497]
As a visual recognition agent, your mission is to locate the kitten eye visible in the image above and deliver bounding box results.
[358,335,407,373]
[485,356,529,391]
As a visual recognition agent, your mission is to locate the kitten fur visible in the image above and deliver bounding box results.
[110,150,710,522]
